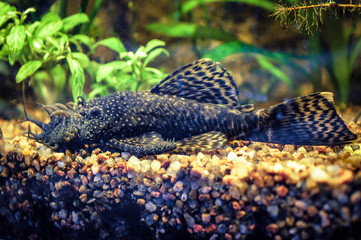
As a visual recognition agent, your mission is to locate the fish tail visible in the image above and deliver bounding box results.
[249,92,358,145]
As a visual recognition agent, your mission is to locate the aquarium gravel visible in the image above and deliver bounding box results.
[0,119,361,240]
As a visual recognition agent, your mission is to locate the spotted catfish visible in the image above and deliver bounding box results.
[24,59,358,155]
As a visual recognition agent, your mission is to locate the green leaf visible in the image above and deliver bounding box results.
[144,48,169,67]
[35,13,62,38]
[0,2,15,16]
[62,13,89,32]
[72,52,90,68]
[35,20,63,38]
[67,57,85,102]
[350,37,361,71]
[0,45,9,60]
[6,25,26,64]
[41,12,61,24]
[88,85,108,99]
[257,55,294,90]
[203,41,307,62]
[70,34,92,48]
[16,60,42,83]
[50,64,66,90]
[96,61,128,82]
[93,37,126,54]
[0,3,16,28]
[180,0,275,14]
[146,22,238,42]
[144,39,166,53]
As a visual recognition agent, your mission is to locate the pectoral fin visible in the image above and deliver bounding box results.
[107,132,176,156]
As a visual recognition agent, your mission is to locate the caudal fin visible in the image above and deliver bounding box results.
[250,92,358,145]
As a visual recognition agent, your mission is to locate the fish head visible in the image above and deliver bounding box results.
[77,97,116,146]
[25,109,83,152]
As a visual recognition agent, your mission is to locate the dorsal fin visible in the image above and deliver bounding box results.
[150,58,241,107]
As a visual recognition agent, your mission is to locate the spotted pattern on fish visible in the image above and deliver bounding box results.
[24,59,358,156]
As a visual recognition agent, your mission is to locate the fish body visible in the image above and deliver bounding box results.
[25,59,358,155]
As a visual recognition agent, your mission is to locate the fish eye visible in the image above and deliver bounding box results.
[90,107,101,117]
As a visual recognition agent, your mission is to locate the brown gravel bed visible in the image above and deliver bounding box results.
[0,119,361,240]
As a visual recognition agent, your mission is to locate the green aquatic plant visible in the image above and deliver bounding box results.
[0,1,167,104]
[0,1,89,103]
[88,39,169,98]
[273,0,361,106]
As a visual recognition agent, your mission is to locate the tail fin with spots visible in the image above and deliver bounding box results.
[249,92,357,145]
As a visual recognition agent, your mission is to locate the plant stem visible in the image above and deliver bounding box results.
[80,0,89,13]
[59,0,68,18]
[276,3,361,12]
[80,0,104,34]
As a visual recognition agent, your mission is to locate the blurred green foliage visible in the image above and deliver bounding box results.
[0,1,168,104]
[88,39,168,98]
[274,0,361,107]
[147,0,361,106]
[0,1,88,102]
[146,0,306,98]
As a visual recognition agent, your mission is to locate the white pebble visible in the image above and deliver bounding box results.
[227,152,237,161]
[140,160,151,173]
[91,164,99,175]
[311,167,329,183]
[57,161,65,168]
[128,156,141,172]
[121,152,131,160]
[151,160,161,172]
[169,161,180,172]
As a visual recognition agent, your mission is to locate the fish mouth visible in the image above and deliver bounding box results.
[22,102,83,150]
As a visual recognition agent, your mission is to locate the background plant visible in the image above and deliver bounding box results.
[146,0,310,100]
[88,39,169,98]
[0,1,169,105]
[146,0,361,107]
[273,0,361,107]
[0,1,89,103]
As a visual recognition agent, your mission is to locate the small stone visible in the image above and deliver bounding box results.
[350,191,361,204]
[199,194,211,202]
[227,152,237,161]
[215,214,224,223]
[93,174,101,182]
[217,224,226,234]
[173,181,184,192]
[310,167,329,183]
[121,152,131,160]
[137,199,145,206]
[93,190,102,198]
[232,201,241,211]
[267,205,279,219]
[307,205,318,217]
[266,223,278,234]
[79,194,87,203]
[193,224,204,233]
[45,165,53,176]
[201,213,211,223]
[57,161,65,168]
[183,213,195,228]
[49,202,57,210]
[145,201,157,212]
[295,220,308,229]
[276,185,288,197]
[151,160,161,172]
[59,209,67,219]
[72,211,79,224]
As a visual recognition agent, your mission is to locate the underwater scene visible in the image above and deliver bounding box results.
[1,0,361,239]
